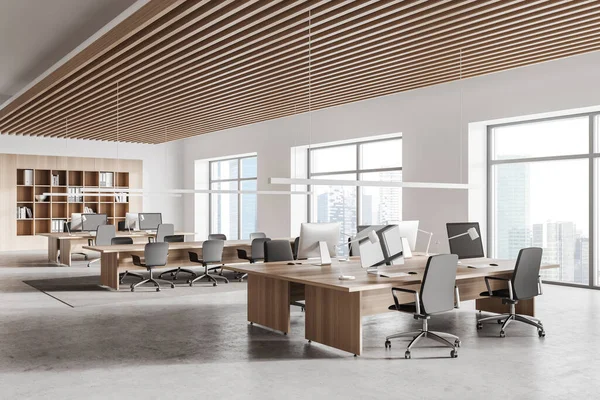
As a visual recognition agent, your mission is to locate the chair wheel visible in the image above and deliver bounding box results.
[213,283,217,287]
[238,279,243,282]
[131,288,135,292]
[451,349,458,358]
[404,351,411,359]
[384,340,391,349]
[170,284,175,289]
[454,340,461,348]
[156,288,160,292]
[497,319,504,324]
[538,329,546,337]
[189,282,193,287]
[476,323,483,330]
[499,330,506,338]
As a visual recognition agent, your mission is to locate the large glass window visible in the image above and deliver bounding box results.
[210,155,257,240]
[489,116,595,287]
[308,137,402,245]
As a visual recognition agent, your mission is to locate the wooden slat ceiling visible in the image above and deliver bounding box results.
[2,0,600,144]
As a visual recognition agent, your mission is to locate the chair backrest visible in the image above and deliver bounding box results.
[251,238,271,259]
[144,242,169,267]
[64,221,79,233]
[164,234,184,243]
[512,247,543,300]
[156,223,175,242]
[419,254,459,315]
[117,221,127,231]
[202,239,224,263]
[208,233,227,240]
[292,237,300,260]
[264,240,294,262]
[95,224,116,246]
[111,237,133,245]
[249,232,267,240]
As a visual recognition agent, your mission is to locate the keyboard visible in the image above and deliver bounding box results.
[377,272,410,278]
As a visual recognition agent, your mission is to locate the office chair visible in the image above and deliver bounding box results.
[114,237,144,284]
[87,225,116,268]
[155,223,174,242]
[236,238,271,282]
[158,235,196,280]
[384,254,460,359]
[208,233,227,240]
[62,221,89,261]
[130,242,175,292]
[117,221,127,231]
[292,237,300,260]
[264,240,304,312]
[476,247,545,338]
[249,232,267,240]
[188,239,229,286]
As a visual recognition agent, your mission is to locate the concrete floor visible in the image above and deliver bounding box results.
[1,251,599,399]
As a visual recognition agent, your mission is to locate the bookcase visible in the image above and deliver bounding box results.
[16,168,131,236]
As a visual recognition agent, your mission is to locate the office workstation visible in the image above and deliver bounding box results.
[1,1,598,398]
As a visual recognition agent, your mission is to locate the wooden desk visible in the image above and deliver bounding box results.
[222,256,558,356]
[84,239,293,290]
[39,231,195,267]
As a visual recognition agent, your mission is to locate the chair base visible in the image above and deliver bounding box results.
[291,301,305,312]
[235,273,248,282]
[384,320,459,359]
[87,258,99,268]
[130,270,174,292]
[477,309,545,338]
[189,272,229,287]
[158,267,196,281]
[119,271,144,284]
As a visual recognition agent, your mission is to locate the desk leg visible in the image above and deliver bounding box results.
[100,253,119,290]
[48,237,59,263]
[476,298,535,317]
[305,286,362,356]
[59,239,72,267]
[247,275,290,333]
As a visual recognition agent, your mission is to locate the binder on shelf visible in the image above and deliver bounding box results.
[17,206,32,219]
[24,170,33,186]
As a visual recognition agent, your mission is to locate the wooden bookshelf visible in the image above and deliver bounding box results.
[15,168,131,236]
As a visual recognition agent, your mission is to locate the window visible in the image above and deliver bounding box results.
[210,155,257,240]
[307,137,402,246]
[489,115,596,287]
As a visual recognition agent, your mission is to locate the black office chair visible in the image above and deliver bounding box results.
[476,247,545,338]
[62,222,88,261]
[208,233,227,240]
[115,237,144,284]
[117,221,127,231]
[264,240,304,312]
[292,237,300,260]
[384,254,460,359]
[236,238,271,282]
[158,235,195,280]
[130,242,175,292]
[188,240,229,287]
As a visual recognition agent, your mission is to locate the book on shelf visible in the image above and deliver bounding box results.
[17,206,32,219]
[115,193,128,203]
[52,174,60,186]
[51,219,67,233]
[99,172,114,188]
[67,187,83,203]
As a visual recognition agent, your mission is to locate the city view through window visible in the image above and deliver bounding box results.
[490,116,597,286]
[308,137,402,250]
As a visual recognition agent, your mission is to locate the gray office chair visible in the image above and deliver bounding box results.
[158,235,196,280]
[155,223,174,242]
[236,238,271,282]
[62,221,89,261]
[115,237,144,284]
[384,254,460,359]
[87,225,116,268]
[476,247,545,338]
[249,232,266,240]
[264,240,304,312]
[131,242,174,292]
[208,233,227,240]
[188,240,229,286]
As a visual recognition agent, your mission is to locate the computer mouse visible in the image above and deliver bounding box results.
[408,271,417,275]
[489,263,499,266]
[287,262,295,265]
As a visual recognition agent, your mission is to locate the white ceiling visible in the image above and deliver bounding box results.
[0,0,137,106]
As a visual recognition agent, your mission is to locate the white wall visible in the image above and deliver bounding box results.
[0,134,184,229]
[182,50,600,251]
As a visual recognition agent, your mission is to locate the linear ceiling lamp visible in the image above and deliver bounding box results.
[41,192,182,198]
[79,187,313,195]
[268,177,470,190]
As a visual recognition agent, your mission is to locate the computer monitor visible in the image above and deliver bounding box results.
[353,225,388,256]
[138,213,162,231]
[297,222,340,260]
[446,222,484,259]
[81,213,107,232]
[125,213,139,231]
[380,225,404,265]
[70,213,83,231]
[396,220,419,251]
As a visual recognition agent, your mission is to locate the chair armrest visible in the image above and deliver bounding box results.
[188,251,200,263]
[454,286,461,309]
[237,249,248,260]
[484,276,513,299]
[88,238,94,246]
[391,287,421,315]
[538,275,543,296]
[131,254,143,267]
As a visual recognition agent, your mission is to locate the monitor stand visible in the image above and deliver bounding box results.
[311,241,332,266]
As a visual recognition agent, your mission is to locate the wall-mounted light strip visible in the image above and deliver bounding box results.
[268,177,470,190]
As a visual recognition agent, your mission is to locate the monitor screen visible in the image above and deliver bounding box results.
[297,222,340,259]
[125,213,139,230]
[81,214,107,232]
[380,225,404,263]
[70,213,83,231]
[139,213,162,231]
[446,222,484,259]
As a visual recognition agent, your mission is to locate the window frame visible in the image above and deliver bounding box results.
[487,112,599,289]
[306,136,402,228]
[209,155,257,240]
